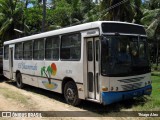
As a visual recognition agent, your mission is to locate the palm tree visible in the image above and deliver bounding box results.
[149,0,160,10]
[141,0,160,66]
[0,0,24,41]
[41,66,52,84]
[99,0,142,23]
[42,0,46,32]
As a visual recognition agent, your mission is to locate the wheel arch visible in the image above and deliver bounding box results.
[15,70,21,79]
[62,77,77,94]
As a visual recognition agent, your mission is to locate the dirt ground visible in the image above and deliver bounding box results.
[0,76,115,120]
[0,76,151,120]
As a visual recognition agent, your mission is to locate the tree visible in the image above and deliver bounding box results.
[99,0,143,23]
[82,0,99,22]
[24,7,43,34]
[0,0,24,41]
[42,0,46,32]
[149,0,160,9]
[141,0,160,67]
[51,0,72,27]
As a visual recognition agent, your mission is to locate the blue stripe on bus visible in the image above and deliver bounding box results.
[102,85,152,105]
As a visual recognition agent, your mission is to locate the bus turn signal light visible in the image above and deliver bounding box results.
[102,87,108,91]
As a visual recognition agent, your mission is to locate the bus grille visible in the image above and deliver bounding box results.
[118,77,144,83]
[121,82,143,91]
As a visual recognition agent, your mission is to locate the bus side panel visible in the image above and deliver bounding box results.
[40,61,85,99]
[3,59,10,79]
[38,77,62,93]
[14,60,39,87]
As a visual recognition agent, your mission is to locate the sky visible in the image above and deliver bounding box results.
[27,0,145,8]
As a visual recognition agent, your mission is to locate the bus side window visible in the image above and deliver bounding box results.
[15,43,23,60]
[33,39,44,60]
[45,36,59,60]
[61,33,81,60]
[23,41,32,60]
[4,45,9,60]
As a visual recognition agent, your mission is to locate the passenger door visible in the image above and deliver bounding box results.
[86,37,100,100]
[9,45,14,79]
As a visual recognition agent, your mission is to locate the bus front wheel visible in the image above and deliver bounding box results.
[16,73,24,88]
[64,81,81,106]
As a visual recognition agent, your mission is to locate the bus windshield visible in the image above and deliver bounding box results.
[101,36,150,76]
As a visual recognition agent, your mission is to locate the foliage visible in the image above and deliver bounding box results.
[0,0,24,41]
[141,0,160,66]
[51,0,72,27]
[24,7,43,34]
[99,0,145,24]
[141,8,160,39]
[0,0,159,59]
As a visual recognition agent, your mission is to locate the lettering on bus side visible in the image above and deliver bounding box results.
[18,62,37,70]
[66,70,72,74]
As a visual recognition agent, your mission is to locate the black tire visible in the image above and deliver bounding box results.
[64,81,81,106]
[16,73,24,88]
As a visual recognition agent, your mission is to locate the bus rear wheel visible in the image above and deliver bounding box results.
[64,81,81,106]
[16,73,24,88]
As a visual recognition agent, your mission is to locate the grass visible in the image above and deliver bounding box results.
[151,64,160,71]
[132,75,160,111]
[0,87,29,105]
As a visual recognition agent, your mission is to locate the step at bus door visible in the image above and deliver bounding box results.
[87,37,100,100]
[9,45,14,79]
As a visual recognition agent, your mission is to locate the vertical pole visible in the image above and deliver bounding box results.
[156,39,159,67]
[42,0,46,32]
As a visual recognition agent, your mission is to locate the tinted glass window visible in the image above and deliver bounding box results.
[102,23,146,35]
[15,43,23,60]
[4,45,9,60]
[87,41,92,61]
[101,36,150,76]
[34,39,44,60]
[45,36,59,60]
[23,41,32,59]
[96,40,99,61]
[61,33,81,60]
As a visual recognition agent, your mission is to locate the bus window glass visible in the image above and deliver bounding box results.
[15,43,23,60]
[61,33,81,60]
[4,45,9,60]
[101,37,109,75]
[23,41,32,59]
[87,41,92,61]
[101,36,150,76]
[34,39,44,60]
[45,36,59,60]
[96,40,99,61]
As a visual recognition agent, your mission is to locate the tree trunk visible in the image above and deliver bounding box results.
[156,39,159,67]
[42,0,46,32]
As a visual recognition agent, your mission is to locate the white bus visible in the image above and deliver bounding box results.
[3,21,152,106]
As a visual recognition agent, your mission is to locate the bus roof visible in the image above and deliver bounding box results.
[4,21,144,45]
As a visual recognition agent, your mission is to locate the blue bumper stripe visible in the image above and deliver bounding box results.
[102,85,152,105]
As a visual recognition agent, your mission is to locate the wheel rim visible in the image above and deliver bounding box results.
[65,88,76,104]
[17,75,21,86]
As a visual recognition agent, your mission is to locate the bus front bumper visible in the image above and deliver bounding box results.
[102,85,152,105]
